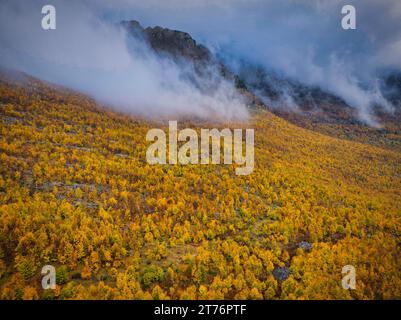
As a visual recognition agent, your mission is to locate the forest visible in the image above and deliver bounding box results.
[0,77,400,300]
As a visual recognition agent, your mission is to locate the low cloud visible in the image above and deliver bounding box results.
[0,0,248,121]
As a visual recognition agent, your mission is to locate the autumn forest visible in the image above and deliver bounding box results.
[0,74,400,300]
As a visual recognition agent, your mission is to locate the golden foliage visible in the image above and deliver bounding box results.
[0,79,400,299]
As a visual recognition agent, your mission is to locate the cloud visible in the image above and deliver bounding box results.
[0,0,248,121]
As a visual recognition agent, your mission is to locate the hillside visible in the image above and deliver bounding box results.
[0,74,400,299]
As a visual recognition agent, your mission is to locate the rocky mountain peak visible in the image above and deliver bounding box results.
[121,20,211,62]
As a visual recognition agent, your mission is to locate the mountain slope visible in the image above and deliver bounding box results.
[0,73,400,299]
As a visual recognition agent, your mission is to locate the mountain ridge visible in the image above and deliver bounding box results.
[120,20,401,122]
[119,19,401,151]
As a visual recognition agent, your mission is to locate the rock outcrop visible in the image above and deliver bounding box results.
[121,20,211,63]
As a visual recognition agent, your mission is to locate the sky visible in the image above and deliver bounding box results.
[1,0,400,122]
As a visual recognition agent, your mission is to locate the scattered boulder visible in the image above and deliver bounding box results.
[299,241,312,252]
[273,267,290,281]
[1,115,18,124]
